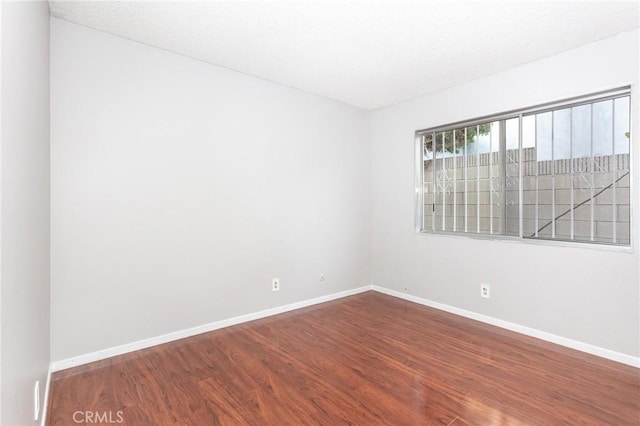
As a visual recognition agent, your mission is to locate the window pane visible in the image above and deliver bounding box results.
[552,108,571,239]
[572,104,591,159]
[614,96,630,155]
[553,108,571,162]
[521,114,537,237]
[614,96,630,244]
[592,100,612,157]
[417,90,631,247]
[434,131,452,231]
[478,179,491,233]
[423,133,434,231]
[505,118,520,236]
[536,112,552,162]
[523,115,535,149]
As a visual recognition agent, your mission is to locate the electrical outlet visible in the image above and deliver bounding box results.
[34,380,40,421]
[481,283,490,299]
[319,273,326,282]
[272,278,280,292]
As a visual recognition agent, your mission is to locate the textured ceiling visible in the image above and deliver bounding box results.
[49,1,640,110]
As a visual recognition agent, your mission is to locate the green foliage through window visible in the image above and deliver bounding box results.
[424,123,491,155]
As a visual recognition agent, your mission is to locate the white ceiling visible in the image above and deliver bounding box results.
[49,1,640,110]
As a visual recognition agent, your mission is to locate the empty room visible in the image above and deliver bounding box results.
[1,0,639,425]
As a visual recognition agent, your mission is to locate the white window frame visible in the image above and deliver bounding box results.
[414,86,633,251]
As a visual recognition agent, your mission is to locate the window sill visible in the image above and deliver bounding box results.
[416,230,634,253]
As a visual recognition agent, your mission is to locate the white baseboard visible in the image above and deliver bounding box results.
[50,286,373,372]
[40,364,52,426]
[51,284,639,373]
[372,285,640,368]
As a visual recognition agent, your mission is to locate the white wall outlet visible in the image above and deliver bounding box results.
[481,283,490,299]
[34,380,40,421]
[319,273,326,281]
[272,278,280,292]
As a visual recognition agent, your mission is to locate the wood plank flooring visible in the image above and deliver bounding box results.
[47,291,639,425]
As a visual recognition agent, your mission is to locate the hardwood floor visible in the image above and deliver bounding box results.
[47,291,639,425]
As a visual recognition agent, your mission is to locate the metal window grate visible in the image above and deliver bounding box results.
[415,87,632,247]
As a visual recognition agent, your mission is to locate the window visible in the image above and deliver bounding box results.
[415,87,631,246]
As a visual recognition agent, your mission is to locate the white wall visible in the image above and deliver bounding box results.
[50,19,371,363]
[51,15,638,366]
[0,2,51,425]
[371,29,640,358]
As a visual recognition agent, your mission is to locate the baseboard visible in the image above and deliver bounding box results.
[371,285,640,368]
[51,284,639,372]
[40,364,52,426]
[51,285,373,372]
